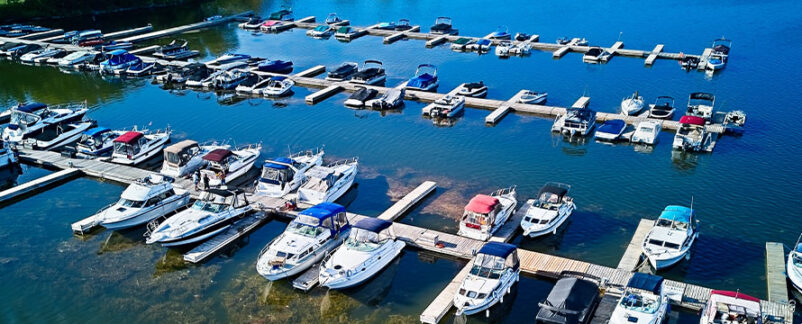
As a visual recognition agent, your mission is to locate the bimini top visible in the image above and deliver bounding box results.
[679,115,706,126]
[353,217,392,233]
[16,102,46,113]
[658,205,694,223]
[626,273,663,294]
[264,157,293,170]
[465,194,499,214]
[478,242,517,258]
[205,188,240,197]
[300,202,346,220]
[106,49,128,56]
[203,148,232,162]
[710,290,760,303]
[113,131,143,144]
[598,119,626,133]
[539,183,569,198]
[84,127,110,136]
[476,39,492,46]
[164,139,198,154]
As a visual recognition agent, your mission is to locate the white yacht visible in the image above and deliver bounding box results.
[256,202,351,280]
[453,242,520,317]
[699,291,761,324]
[93,174,190,230]
[199,144,260,187]
[160,140,229,178]
[2,102,88,145]
[297,158,358,205]
[421,95,465,119]
[609,273,669,324]
[631,121,662,145]
[255,148,324,197]
[642,205,699,270]
[495,41,513,57]
[786,235,802,293]
[673,116,710,152]
[145,189,252,246]
[520,183,575,238]
[621,91,645,116]
[109,129,171,165]
[0,139,18,170]
[75,126,129,158]
[319,217,405,289]
[255,76,294,97]
[23,120,94,151]
[457,187,517,241]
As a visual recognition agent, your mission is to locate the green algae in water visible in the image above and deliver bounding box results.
[154,249,189,277]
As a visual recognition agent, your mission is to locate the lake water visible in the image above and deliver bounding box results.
[1,0,801,322]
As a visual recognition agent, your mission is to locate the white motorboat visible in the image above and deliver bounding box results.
[234,74,266,94]
[705,38,731,71]
[686,92,715,121]
[57,50,98,67]
[621,91,645,116]
[256,202,351,280]
[204,53,251,66]
[631,121,662,145]
[160,140,230,178]
[211,68,251,90]
[193,61,248,88]
[552,107,596,137]
[23,120,94,151]
[199,144,260,187]
[307,25,334,38]
[458,82,488,98]
[520,183,575,238]
[255,76,295,97]
[457,187,517,241]
[422,95,465,119]
[0,102,47,124]
[2,102,88,145]
[673,116,710,152]
[699,291,761,324]
[93,174,190,230]
[109,128,171,165]
[319,218,405,289]
[20,47,63,63]
[595,120,627,141]
[297,158,358,205]
[495,41,513,57]
[786,235,802,293]
[367,88,405,110]
[642,205,699,270]
[609,273,669,324]
[152,39,198,60]
[518,90,547,105]
[145,189,252,247]
[0,139,19,170]
[255,148,324,197]
[344,87,378,108]
[648,96,676,119]
[350,60,386,85]
[509,42,532,56]
[405,64,439,92]
[453,242,520,317]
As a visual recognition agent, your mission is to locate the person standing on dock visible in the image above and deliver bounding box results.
[202,173,209,190]
[192,170,199,190]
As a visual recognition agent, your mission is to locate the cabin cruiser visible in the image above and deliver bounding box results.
[519,90,548,105]
[153,39,198,60]
[255,148,324,197]
[257,59,293,74]
[254,76,294,97]
[595,120,627,141]
[204,53,251,66]
[706,38,731,71]
[686,92,715,121]
[99,50,141,75]
[199,144,260,187]
[488,26,511,40]
[57,51,98,67]
[368,88,405,110]
[631,121,662,145]
[350,60,386,85]
[422,95,465,119]
[453,242,520,317]
[23,120,94,151]
[457,187,517,241]
[642,205,699,270]
[92,174,190,230]
[307,25,334,38]
[557,37,589,46]
[146,189,252,246]
[160,140,229,178]
[297,158,358,205]
[520,183,575,238]
[239,16,264,30]
[468,39,492,52]
[495,41,513,57]
[583,47,612,63]
[109,129,171,165]
[0,139,18,170]
[326,62,359,81]
[405,64,439,91]
[673,116,710,152]
[2,102,88,145]
[458,81,488,98]
[451,38,473,52]
[610,273,669,324]
[75,126,128,158]
[536,277,600,324]
[787,235,802,293]
[648,96,676,119]
[319,218,405,289]
[256,202,351,280]
[345,87,379,108]
[621,91,645,116]
[211,68,251,90]
[552,108,596,137]
[325,13,344,25]
[699,291,761,324]
[430,16,459,35]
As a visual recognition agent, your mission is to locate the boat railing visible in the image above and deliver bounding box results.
[492,186,517,197]
[234,142,262,152]
[325,157,358,167]
[94,201,118,215]
[289,146,324,159]
[258,233,283,258]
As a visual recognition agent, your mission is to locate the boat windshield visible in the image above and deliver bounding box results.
[638,126,654,134]
[118,198,144,208]
[345,228,385,252]
[656,218,689,231]
[534,192,562,210]
[191,200,227,213]
[469,253,505,279]
[113,142,140,155]
[287,221,325,238]
[10,110,39,126]
[260,167,291,185]
[678,124,703,137]
[620,290,659,314]
[165,151,183,165]
[463,212,489,227]
[794,253,802,267]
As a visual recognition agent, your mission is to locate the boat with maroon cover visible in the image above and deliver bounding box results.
[699,290,762,324]
[109,128,171,165]
[672,116,710,152]
[457,187,518,241]
[199,144,261,187]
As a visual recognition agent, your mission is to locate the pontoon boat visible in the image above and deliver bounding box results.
[672,116,710,152]
[430,17,458,35]
[350,60,386,85]
[686,92,715,121]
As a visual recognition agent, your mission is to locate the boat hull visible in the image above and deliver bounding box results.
[258,234,347,281]
[320,241,406,289]
[99,193,190,230]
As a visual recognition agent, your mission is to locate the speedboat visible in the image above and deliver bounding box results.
[160,140,229,178]
[495,41,513,57]
[255,148,324,197]
[488,26,511,40]
[672,116,710,152]
[239,16,264,30]
[255,76,294,97]
[307,25,334,38]
[92,174,190,230]
[699,291,761,324]
[519,90,547,105]
[583,47,611,63]
[0,42,21,56]
[368,88,405,110]
[520,183,575,238]
[457,187,517,241]
[57,51,98,67]
[182,64,217,87]
[125,61,156,76]
[20,47,63,63]
[394,19,412,31]
[705,38,731,71]
[451,38,473,52]
[0,102,46,124]
[595,120,627,141]
[19,48,45,63]
[686,92,715,121]
[680,56,700,70]
[205,53,251,66]
[256,202,351,280]
[109,129,171,165]
[430,16,458,35]
[334,26,356,40]
[609,273,669,324]
[376,21,397,30]
[40,49,68,64]
[515,33,531,41]
[100,41,133,52]
[325,13,344,25]
[319,218,405,289]
[268,7,294,21]
[459,82,488,98]
[468,39,492,53]
[787,235,802,293]
[326,62,359,81]
[648,96,676,119]
[260,20,289,33]
[99,50,141,75]
[631,121,662,145]
[211,69,251,90]
[6,44,41,58]
[642,205,699,270]
[536,277,600,324]
[350,60,386,85]
[199,144,261,187]
[234,74,266,94]
[153,39,198,60]
[423,95,465,119]
[0,139,18,170]
[405,64,439,92]
[557,37,588,46]
[345,87,379,108]
[453,242,520,317]
[297,158,358,205]
[257,59,293,74]
[621,91,645,116]
[75,126,128,158]
[23,120,94,151]
[2,102,88,145]
[145,189,252,247]
[552,108,596,137]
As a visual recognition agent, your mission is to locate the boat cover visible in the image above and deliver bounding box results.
[463,82,485,90]
[205,188,239,197]
[353,217,392,233]
[679,115,705,126]
[262,20,281,27]
[203,148,232,162]
[476,39,491,46]
[597,120,626,134]
[626,273,663,293]
[164,139,198,154]
[16,102,46,113]
[407,73,435,88]
[539,183,568,198]
[314,25,329,32]
[336,26,351,34]
[478,242,517,258]
[300,202,346,220]
[84,127,110,136]
[264,157,293,170]
[113,131,143,144]
[453,38,470,45]
[658,205,693,223]
[710,290,760,303]
[536,277,600,324]
[465,194,499,214]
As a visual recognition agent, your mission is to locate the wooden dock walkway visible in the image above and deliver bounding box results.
[419,262,472,323]
[104,25,154,40]
[616,219,654,271]
[183,212,270,263]
[485,90,527,125]
[0,168,80,204]
[377,181,436,221]
[765,242,789,304]
[645,44,665,66]
[384,25,421,44]
[119,12,253,43]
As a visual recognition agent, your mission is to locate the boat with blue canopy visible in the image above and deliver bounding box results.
[642,205,699,270]
[99,50,141,75]
[595,119,627,141]
[405,64,440,92]
[75,126,129,158]
[255,148,324,197]
[453,242,520,317]
[610,273,669,324]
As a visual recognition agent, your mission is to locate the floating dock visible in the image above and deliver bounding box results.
[616,219,654,271]
[377,181,436,221]
[18,29,64,40]
[0,168,80,204]
[419,262,472,323]
[183,212,270,263]
[645,44,665,66]
[765,242,789,304]
[104,25,154,40]
[384,25,421,44]
[119,11,253,43]
[292,261,322,291]
[485,90,528,125]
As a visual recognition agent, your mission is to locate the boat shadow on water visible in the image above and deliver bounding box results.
[97,227,148,254]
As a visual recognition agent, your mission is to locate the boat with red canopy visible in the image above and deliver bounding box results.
[109,127,170,165]
[672,115,710,152]
[458,187,518,241]
[199,144,261,187]
[699,290,762,324]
